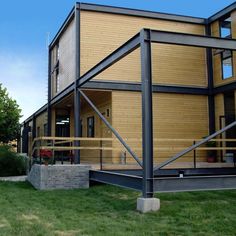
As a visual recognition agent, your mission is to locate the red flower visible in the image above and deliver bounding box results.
[40,149,52,158]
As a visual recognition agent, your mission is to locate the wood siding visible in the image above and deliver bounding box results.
[80,91,112,163]
[80,11,207,87]
[35,112,47,137]
[112,91,209,164]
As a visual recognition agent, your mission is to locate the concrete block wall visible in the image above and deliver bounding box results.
[27,164,91,190]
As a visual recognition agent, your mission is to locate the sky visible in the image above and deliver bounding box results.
[0,0,235,122]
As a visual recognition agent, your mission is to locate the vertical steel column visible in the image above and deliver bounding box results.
[74,4,81,164]
[32,115,36,139]
[140,29,154,198]
[206,25,216,134]
[47,48,52,136]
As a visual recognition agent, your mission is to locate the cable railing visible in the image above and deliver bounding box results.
[154,121,236,171]
[29,134,236,171]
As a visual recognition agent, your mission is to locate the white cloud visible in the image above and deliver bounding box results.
[0,51,48,122]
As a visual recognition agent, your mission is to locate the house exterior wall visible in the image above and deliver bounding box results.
[50,19,76,98]
[80,11,207,87]
[111,91,208,164]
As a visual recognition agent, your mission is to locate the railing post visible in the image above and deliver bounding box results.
[193,141,196,169]
[140,29,154,199]
[100,140,103,170]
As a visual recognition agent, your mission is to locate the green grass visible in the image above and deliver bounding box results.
[0,182,236,236]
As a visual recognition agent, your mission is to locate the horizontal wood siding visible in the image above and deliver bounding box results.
[80,11,207,87]
[80,92,112,163]
[112,91,209,164]
[35,112,47,137]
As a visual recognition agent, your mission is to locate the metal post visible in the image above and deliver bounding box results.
[206,25,215,135]
[100,140,103,170]
[140,29,154,198]
[193,141,196,168]
[32,115,36,140]
[47,47,52,136]
[74,5,81,164]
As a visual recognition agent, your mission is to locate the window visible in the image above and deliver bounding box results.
[80,119,83,137]
[37,127,40,137]
[56,74,60,93]
[220,16,232,38]
[219,16,233,80]
[222,50,233,80]
[87,116,95,137]
[43,124,47,136]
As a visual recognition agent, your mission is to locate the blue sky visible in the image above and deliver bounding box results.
[0,0,235,121]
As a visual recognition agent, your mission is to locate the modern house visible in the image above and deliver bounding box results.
[21,2,236,210]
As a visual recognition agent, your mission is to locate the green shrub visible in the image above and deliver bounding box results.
[0,145,26,177]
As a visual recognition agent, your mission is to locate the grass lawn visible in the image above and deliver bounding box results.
[0,182,236,236]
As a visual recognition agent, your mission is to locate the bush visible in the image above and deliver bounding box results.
[0,145,26,177]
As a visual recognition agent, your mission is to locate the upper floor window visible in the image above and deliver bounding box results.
[220,16,232,38]
[222,50,233,80]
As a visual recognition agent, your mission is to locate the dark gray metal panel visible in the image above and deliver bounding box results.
[78,3,206,24]
[149,29,236,50]
[140,29,154,198]
[154,175,236,192]
[154,120,236,170]
[77,33,140,87]
[208,2,236,24]
[89,170,142,191]
[49,7,75,49]
[79,90,142,167]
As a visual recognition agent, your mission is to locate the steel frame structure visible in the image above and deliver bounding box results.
[76,28,236,198]
[22,3,236,197]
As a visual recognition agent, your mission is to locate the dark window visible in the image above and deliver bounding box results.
[43,124,47,136]
[87,116,95,137]
[220,16,232,38]
[80,119,83,137]
[37,127,40,137]
[222,50,233,80]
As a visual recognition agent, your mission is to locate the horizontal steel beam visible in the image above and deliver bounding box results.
[77,3,206,25]
[50,83,74,106]
[154,175,236,192]
[23,104,48,124]
[108,167,236,177]
[49,7,75,49]
[148,29,236,50]
[77,33,141,87]
[90,170,142,191]
[83,80,208,95]
[208,2,236,24]
[213,81,236,94]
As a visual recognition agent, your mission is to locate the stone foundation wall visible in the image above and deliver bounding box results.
[27,164,91,190]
